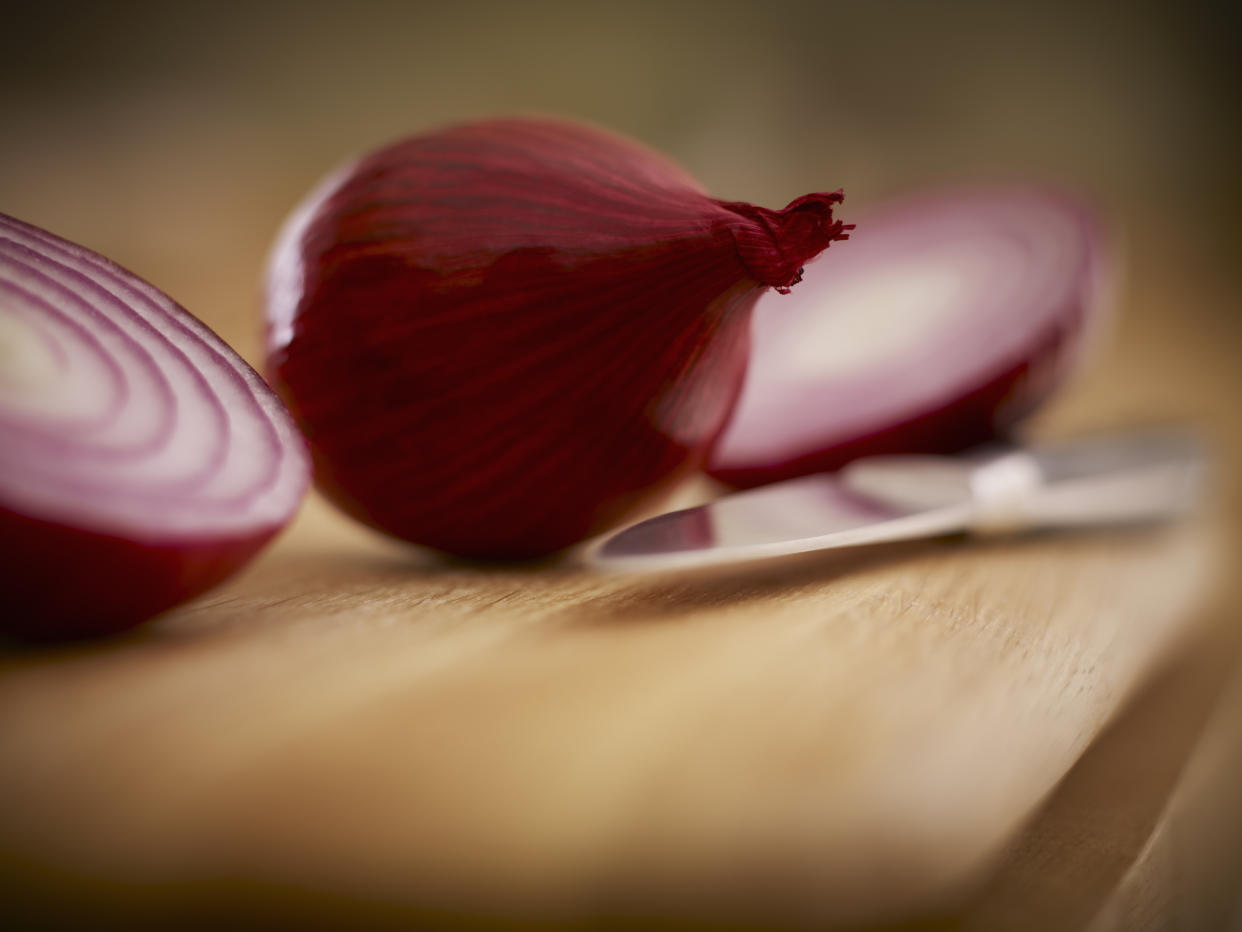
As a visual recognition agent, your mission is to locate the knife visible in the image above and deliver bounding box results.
[587,428,1206,572]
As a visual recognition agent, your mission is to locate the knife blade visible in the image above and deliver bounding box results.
[586,428,1206,572]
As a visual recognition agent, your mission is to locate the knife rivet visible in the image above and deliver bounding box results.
[968,452,1043,535]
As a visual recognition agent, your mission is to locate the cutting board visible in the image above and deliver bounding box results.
[1,195,1237,931]
[0,459,1222,929]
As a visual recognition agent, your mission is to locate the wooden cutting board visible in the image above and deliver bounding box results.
[0,455,1223,930]
[1,184,1238,929]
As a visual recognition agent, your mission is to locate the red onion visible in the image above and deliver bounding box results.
[0,213,309,639]
[709,187,1110,487]
[267,117,851,558]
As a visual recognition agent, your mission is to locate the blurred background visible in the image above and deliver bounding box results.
[2,0,1240,926]
[1,0,1238,359]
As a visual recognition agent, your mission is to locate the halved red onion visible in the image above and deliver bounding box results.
[708,187,1111,488]
[0,213,310,639]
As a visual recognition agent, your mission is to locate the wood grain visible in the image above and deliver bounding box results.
[955,598,1242,932]
[0,487,1220,928]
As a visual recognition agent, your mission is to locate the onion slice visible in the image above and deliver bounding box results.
[708,187,1111,488]
[0,213,309,639]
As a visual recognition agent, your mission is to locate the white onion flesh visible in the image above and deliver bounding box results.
[0,214,308,543]
[709,187,1110,486]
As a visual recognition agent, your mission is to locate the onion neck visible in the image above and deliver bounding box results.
[720,190,854,294]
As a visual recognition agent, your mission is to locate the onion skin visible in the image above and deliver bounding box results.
[267,117,850,559]
[0,212,309,641]
[0,509,276,641]
[708,187,1109,488]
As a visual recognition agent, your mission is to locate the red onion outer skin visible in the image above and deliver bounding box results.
[267,117,850,558]
[0,509,277,640]
[0,212,310,640]
[708,188,1109,488]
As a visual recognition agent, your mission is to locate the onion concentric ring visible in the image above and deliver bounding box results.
[709,187,1111,487]
[1,212,309,639]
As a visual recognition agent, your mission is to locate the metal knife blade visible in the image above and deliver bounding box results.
[586,427,1205,572]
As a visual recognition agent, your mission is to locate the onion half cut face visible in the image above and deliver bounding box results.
[0,213,309,639]
[709,187,1111,487]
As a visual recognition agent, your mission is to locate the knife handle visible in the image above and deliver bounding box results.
[841,427,1207,535]
[1004,428,1207,532]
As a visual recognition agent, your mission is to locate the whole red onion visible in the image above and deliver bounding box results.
[267,117,851,558]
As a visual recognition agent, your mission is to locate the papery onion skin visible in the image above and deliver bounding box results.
[0,213,310,640]
[708,187,1110,488]
[267,117,851,559]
